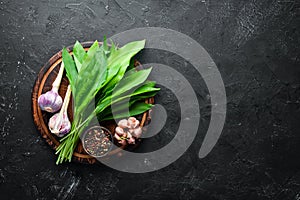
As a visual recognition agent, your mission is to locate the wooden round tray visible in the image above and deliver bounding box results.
[32,41,154,164]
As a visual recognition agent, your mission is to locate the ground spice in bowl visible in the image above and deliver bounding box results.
[82,126,113,158]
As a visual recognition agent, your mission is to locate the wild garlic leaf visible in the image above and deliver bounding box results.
[99,98,139,118]
[100,89,159,118]
[130,90,160,100]
[101,102,153,121]
[79,41,99,72]
[96,86,159,118]
[111,67,152,98]
[102,40,146,91]
[96,80,159,110]
[112,81,160,104]
[62,48,77,92]
[110,87,159,107]
[101,81,156,99]
[107,40,145,66]
[130,81,160,95]
[109,39,117,55]
[137,80,157,88]
[126,59,136,72]
[95,97,112,115]
[75,48,107,114]
[73,41,86,71]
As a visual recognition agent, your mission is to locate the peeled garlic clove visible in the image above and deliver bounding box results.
[127,117,135,123]
[132,127,142,138]
[118,119,129,129]
[127,117,139,128]
[114,133,122,141]
[127,137,135,144]
[115,127,125,136]
[38,89,62,113]
[133,120,140,129]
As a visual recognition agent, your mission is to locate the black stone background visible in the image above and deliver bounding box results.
[0,0,300,199]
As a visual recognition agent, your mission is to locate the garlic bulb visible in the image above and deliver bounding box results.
[38,90,62,113]
[48,85,71,137]
[48,113,71,136]
[114,117,142,145]
[38,62,65,113]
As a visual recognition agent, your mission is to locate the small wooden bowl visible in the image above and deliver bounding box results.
[31,41,154,164]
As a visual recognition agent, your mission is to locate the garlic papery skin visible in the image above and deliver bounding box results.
[48,85,71,137]
[38,62,65,113]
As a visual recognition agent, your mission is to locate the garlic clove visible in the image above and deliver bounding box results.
[127,137,135,144]
[118,119,129,129]
[134,120,140,128]
[59,116,71,136]
[38,89,62,113]
[127,117,136,125]
[48,113,58,130]
[114,133,122,141]
[127,117,139,128]
[132,127,142,139]
[127,131,133,139]
[115,127,125,136]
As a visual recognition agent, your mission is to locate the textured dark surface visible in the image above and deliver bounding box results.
[1,0,300,200]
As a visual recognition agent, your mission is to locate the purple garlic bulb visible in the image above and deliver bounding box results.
[38,89,62,113]
[38,62,65,113]
[48,85,72,137]
[48,112,71,137]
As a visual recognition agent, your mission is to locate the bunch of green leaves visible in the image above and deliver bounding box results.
[55,38,160,164]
